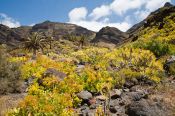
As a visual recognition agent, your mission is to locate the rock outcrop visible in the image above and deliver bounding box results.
[92,26,129,46]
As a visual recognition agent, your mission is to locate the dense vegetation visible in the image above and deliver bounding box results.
[0,6,175,116]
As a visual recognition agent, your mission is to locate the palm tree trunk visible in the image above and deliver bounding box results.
[32,49,37,60]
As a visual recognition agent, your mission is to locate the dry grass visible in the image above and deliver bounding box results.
[150,79,175,116]
[0,93,26,116]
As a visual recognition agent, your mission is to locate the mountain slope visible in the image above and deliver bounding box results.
[92,26,129,46]
[127,2,175,41]
[92,2,175,46]
[0,21,95,46]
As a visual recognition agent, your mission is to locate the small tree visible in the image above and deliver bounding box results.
[24,32,46,58]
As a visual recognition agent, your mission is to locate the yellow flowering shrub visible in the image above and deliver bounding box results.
[9,92,75,116]
[9,44,165,115]
[104,48,163,83]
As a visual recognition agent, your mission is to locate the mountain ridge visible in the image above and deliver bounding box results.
[0,2,174,47]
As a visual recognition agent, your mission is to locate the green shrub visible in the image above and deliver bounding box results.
[133,39,171,57]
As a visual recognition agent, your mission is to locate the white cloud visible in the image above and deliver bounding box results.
[29,23,35,26]
[68,6,131,32]
[110,0,146,15]
[134,10,150,20]
[69,20,131,32]
[145,0,171,11]
[0,13,20,28]
[68,0,172,32]
[68,7,88,22]
[89,5,111,20]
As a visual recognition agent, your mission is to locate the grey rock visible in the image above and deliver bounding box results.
[128,99,166,116]
[110,89,122,99]
[164,56,175,75]
[77,91,92,100]
[44,68,67,81]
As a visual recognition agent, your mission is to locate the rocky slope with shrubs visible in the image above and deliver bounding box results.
[0,2,175,116]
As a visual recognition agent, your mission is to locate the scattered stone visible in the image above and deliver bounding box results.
[164,56,175,75]
[44,68,67,81]
[110,89,122,99]
[123,88,130,92]
[17,53,26,57]
[96,95,107,101]
[76,65,85,73]
[124,78,138,88]
[77,91,92,100]
[26,77,35,86]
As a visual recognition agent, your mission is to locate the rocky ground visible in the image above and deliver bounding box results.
[76,77,175,116]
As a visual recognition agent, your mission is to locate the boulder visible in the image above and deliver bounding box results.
[124,78,138,89]
[77,91,92,100]
[126,91,148,101]
[127,99,166,116]
[96,95,108,102]
[164,56,175,75]
[44,68,67,81]
[110,89,122,99]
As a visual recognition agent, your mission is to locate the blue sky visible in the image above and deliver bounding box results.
[0,0,175,32]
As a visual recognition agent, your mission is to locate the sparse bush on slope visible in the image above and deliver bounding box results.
[0,47,23,95]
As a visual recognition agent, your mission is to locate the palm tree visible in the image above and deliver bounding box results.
[79,35,87,48]
[46,35,54,49]
[24,32,46,59]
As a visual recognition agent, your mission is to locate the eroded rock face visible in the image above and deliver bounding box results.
[0,24,22,46]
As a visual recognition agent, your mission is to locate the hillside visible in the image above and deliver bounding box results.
[0,2,175,116]
[0,21,95,46]
[92,2,175,46]
[92,26,129,47]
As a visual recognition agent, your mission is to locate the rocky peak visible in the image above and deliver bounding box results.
[164,2,173,7]
[92,26,129,45]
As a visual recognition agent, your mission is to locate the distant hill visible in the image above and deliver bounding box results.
[0,2,175,47]
[91,26,129,46]
[0,21,95,46]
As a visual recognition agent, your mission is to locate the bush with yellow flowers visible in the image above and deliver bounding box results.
[104,48,163,83]
[8,46,165,115]
[9,92,75,116]
[132,12,175,58]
